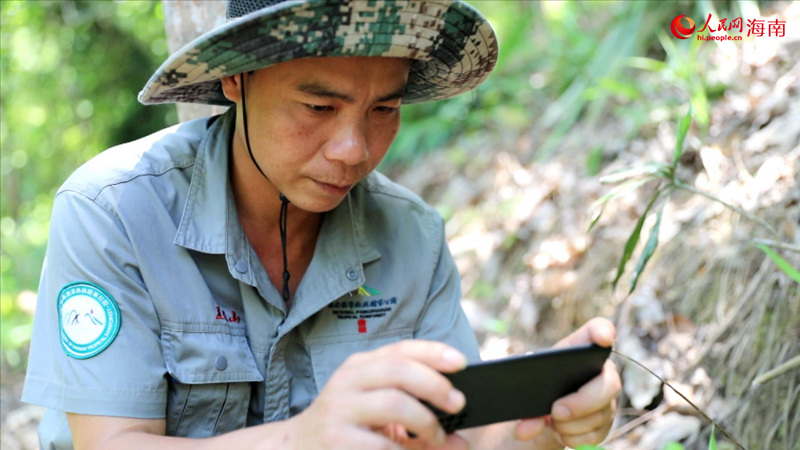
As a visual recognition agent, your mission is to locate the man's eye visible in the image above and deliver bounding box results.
[374,106,398,114]
[305,104,332,113]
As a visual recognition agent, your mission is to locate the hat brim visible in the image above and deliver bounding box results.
[138,0,498,106]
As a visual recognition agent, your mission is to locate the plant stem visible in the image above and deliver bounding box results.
[612,349,746,450]
[752,239,800,253]
[674,180,781,239]
[752,355,800,386]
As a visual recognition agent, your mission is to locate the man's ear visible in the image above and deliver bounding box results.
[220,75,242,103]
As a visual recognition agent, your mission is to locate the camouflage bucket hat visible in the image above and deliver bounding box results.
[138,0,498,106]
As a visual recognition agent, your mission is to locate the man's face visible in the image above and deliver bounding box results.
[225,56,411,213]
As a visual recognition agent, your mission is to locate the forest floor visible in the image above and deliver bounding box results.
[2,4,799,450]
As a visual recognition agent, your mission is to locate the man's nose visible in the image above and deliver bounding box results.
[324,119,369,166]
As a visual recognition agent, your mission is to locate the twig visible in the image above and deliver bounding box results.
[752,239,800,253]
[752,355,800,386]
[612,349,747,450]
[606,404,666,443]
[674,180,780,239]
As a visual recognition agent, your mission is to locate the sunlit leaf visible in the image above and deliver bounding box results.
[586,145,604,176]
[756,244,800,284]
[588,202,606,232]
[708,424,717,450]
[599,162,668,184]
[691,83,710,129]
[629,205,664,293]
[673,107,693,171]
[612,192,660,289]
[589,176,660,232]
[626,56,667,72]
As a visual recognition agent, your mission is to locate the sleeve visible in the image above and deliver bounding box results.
[413,218,481,363]
[22,189,168,419]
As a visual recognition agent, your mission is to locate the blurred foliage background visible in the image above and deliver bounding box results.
[0,0,750,371]
[1,1,176,368]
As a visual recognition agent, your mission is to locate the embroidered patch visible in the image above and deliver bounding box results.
[328,297,398,320]
[58,282,121,359]
[215,306,241,323]
[357,284,382,297]
[336,285,394,333]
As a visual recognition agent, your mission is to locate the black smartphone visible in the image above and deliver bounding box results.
[426,343,611,433]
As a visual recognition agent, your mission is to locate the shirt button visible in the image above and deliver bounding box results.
[215,355,228,371]
[346,268,358,280]
[235,260,248,273]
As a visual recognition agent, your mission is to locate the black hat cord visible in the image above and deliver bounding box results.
[240,73,291,304]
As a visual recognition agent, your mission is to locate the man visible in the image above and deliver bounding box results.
[23,1,620,448]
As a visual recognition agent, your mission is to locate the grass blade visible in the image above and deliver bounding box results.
[588,202,606,232]
[708,423,717,450]
[589,176,657,232]
[599,162,668,184]
[673,107,693,171]
[663,444,685,450]
[612,192,660,289]
[592,175,657,210]
[628,205,664,293]
[756,244,800,283]
[625,56,667,72]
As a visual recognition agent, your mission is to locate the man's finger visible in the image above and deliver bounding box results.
[350,389,447,446]
[398,429,470,450]
[514,416,547,441]
[553,317,616,348]
[346,427,405,450]
[374,339,468,372]
[561,426,614,449]
[334,352,466,414]
[550,404,615,436]
[551,359,621,422]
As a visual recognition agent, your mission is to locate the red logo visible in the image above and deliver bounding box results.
[357,319,367,334]
[671,15,695,39]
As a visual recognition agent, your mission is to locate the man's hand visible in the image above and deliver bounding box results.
[290,340,471,449]
[514,318,621,448]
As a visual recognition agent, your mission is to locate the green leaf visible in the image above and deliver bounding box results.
[673,107,693,171]
[586,145,604,176]
[629,205,664,293]
[599,162,668,184]
[588,176,657,232]
[592,175,657,209]
[708,424,717,450]
[756,244,800,284]
[588,202,606,232]
[612,192,661,289]
[626,56,667,72]
[663,443,685,450]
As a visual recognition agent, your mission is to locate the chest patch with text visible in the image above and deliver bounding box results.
[329,285,396,333]
[328,297,398,320]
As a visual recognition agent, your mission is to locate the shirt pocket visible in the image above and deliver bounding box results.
[307,327,413,393]
[162,327,264,438]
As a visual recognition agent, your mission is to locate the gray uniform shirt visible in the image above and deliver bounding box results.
[22,109,479,448]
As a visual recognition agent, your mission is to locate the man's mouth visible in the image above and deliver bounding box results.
[313,180,353,196]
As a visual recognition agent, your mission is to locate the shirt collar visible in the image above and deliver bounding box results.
[173,109,233,254]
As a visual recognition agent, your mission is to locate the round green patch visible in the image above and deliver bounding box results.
[57,282,121,359]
